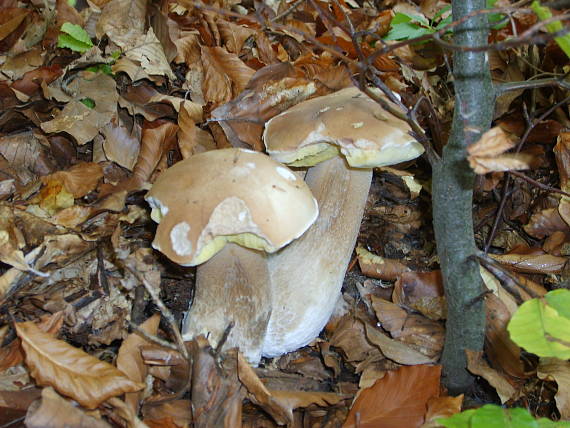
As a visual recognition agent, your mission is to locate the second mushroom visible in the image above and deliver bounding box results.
[262,86,424,357]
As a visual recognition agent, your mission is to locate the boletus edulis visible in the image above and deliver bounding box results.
[262,86,424,357]
[146,148,318,363]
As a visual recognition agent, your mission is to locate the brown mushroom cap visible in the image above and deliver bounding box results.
[146,148,318,266]
[263,86,424,168]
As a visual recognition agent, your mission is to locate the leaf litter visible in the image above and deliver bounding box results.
[0,0,569,426]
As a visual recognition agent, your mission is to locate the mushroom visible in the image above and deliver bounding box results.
[261,86,424,357]
[146,148,318,363]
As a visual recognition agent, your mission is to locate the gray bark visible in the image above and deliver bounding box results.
[432,0,495,393]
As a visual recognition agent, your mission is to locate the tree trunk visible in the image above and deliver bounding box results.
[432,0,495,393]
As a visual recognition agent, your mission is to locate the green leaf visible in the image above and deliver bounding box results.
[508,289,570,359]
[438,405,570,428]
[85,64,113,76]
[80,98,95,109]
[433,5,452,21]
[531,0,570,58]
[57,22,93,53]
[384,22,434,41]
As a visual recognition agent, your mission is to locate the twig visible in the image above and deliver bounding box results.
[271,0,306,22]
[509,170,570,198]
[128,320,179,351]
[123,264,188,360]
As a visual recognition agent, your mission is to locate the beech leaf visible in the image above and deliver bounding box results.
[15,321,144,409]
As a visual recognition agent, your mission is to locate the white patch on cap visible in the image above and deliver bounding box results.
[146,196,169,216]
[319,106,331,113]
[245,162,256,169]
[352,122,364,129]
[275,166,297,181]
[238,148,256,154]
[335,107,343,111]
[238,211,247,221]
[170,222,193,256]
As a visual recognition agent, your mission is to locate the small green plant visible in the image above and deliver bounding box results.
[57,22,93,53]
[438,404,570,427]
[384,0,506,43]
[531,0,570,59]
[80,98,95,109]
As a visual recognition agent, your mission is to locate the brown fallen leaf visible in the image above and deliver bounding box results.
[15,321,144,409]
[490,251,567,274]
[465,350,517,403]
[142,400,192,428]
[42,162,103,199]
[25,387,112,428]
[365,323,437,365]
[485,293,526,379]
[421,395,464,428]
[393,271,446,321]
[237,352,347,425]
[343,365,441,428]
[116,314,161,414]
[467,127,533,174]
[538,357,570,420]
[356,246,410,281]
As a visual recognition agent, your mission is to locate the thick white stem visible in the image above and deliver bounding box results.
[263,156,372,357]
[182,243,271,364]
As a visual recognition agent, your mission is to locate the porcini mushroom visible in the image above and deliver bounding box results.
[262,86,424,357]
[146,148,318,363]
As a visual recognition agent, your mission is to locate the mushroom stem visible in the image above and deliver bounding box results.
[263,156,372,357]
[182,243,272,364]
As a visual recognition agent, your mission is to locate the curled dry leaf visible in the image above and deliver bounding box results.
[524,208,570,240]
[356,246,410,281]
[393,271,446,321]
[200,46,255,106]
[15,321,144,409]
[537,357,570,420]
[485,293,525,379]
[465,350,517,404]
[177,103,214,158]
[116,314,161,414]
[467,127,533,174]
[343,365,441,428]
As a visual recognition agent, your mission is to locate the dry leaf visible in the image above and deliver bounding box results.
[15,321,144,409]
[537,357,570,420]
[357,246,410,281]
[485,293,525,379]
[102,118,141,171]
[365,323,437,365]
[467,127,533,174]
[200,46,255,106]
[41,73,118,145]
[490,252,567,274]
[421,395,463,428]
[344,365,441,428]
[393,271,446,321]
[25,387,112,428]
[465,350,517,403]
[43,162,103,198]
[116,314,161,414]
